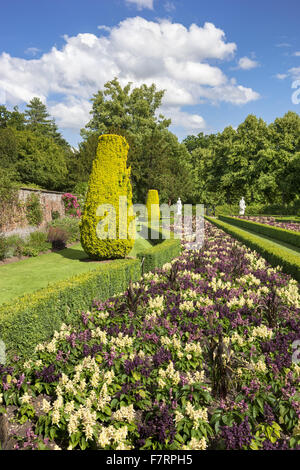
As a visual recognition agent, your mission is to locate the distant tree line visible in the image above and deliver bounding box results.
[183,112,300,206]
[1,79,299,208]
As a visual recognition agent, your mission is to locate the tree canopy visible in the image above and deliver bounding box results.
[183,112,300,206]
[78,78,192,203]
[0,81,299,209]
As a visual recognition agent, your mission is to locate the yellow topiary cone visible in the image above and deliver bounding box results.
[80,134,135,259]
[146,189,160,225]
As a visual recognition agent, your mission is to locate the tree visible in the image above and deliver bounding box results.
[68,133,99,187]
[79,79,194,203]
[25,97,69,148]
[14,129,69,190]
[0,127,18,170]
[82,78,170,138]
[0,105,25,130]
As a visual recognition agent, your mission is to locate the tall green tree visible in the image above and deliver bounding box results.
[82,78,170,139]
[0,127,18,170]
[14,129,69,190]
[25,97,69,149]
[78,78,194,202]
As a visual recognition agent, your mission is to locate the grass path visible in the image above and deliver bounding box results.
[0,237,152,305]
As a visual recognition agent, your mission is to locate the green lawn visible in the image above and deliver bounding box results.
[0,236,152,305]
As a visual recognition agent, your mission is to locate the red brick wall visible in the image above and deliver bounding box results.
[2,188,65,236]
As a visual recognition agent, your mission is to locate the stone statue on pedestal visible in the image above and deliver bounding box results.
[177,197,182,216]
[239,197,246,216]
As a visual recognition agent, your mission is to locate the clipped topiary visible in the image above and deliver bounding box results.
[146,189,160,225]
[80,134,135,259]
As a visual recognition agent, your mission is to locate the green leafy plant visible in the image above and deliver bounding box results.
[0,235,7,261]
[25,193,43,226]
[22,231,50,257]
[4,235,24,259]
[51,210,60,220]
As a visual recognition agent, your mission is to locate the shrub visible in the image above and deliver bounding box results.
[5,234,24,258]
[80,134,135,260]
[146,189,160,225]
[25,193,43,226]
[215,201,300,217]
[48,216,80,243]
[137,238,181,274]
[47,226,69,250]
[22,245,40,257]
[73,181,88,212]
[51,210,60,220]
[62,193,81,218]
[0,168,19,233]
[0,235,7,261]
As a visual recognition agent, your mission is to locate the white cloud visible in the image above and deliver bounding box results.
[293,51,300,56]
[289,67,300,79]
[276,43,291,48]
[125,0,154,10]
[276,73,288,80]
[164,1,176,12]
[164,107,206,130]
[198,81,260,105]
[237,56,259,70]
[0,17,259,134]
[25,47,41,57]
[49,97,92,129]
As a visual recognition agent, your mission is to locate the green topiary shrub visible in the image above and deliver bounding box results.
[146,189,160,225]
[80,134,135,260]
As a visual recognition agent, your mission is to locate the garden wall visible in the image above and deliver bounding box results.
[2,188,65,238]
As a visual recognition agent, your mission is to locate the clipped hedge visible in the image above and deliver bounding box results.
[138,238,181,274]
[219,215,300,249]
[80,134,135,260]
[0,237,181,359]
[205,216,300,282]
[0,259,140,359]
[146,189,160,225]
[275,217,300,224]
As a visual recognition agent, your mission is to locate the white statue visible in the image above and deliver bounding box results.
[176,197,182,216]
[239,197,246,216]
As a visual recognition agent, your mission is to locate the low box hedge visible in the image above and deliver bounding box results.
[205,216,300,283]
[275,217,300,224]
[219,215,300,249]
[138,238,181,274]
[0,237,181,359]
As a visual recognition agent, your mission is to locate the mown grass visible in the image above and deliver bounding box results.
[0,237,152,305]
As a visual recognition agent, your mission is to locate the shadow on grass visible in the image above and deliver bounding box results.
[53,245,135,263]
[52,245,89,261]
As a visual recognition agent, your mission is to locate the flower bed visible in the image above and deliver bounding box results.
[234,216,300,233]
[0,221,299,450]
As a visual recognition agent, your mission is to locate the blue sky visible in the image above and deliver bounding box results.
[0,0,300,146]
